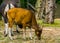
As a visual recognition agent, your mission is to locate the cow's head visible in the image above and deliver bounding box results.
[35,25,42,40]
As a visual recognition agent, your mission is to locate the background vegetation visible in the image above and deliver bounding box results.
[56,0,60,4]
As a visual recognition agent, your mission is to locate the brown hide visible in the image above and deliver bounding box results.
[7,8,42,40]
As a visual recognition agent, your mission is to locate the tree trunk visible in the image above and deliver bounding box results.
[35,0,42,20]
[44,0,56,24]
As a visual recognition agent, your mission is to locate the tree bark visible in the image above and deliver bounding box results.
[44,0,56,24]
[35,0,42,20]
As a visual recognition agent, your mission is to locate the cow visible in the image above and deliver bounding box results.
[7,8,42,40]
[0,0,20,37]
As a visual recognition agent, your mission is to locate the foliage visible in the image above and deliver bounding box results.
[38,19,60,27]
[20,0,36,8]
[56,0,60,4]
[20,0,27,8]
[0,0,3,5]
[28,0,37,6]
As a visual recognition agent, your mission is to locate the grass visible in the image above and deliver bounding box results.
[37,19,60,27]
[0,19,59,43]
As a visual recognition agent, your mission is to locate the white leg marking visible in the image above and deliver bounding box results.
[29,28,33,39]
[5,23,8,35]
[10,3,15,8]
[8,27,13,40]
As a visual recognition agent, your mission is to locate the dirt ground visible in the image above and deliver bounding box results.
[41,27,60,43]
[0,27,60,43]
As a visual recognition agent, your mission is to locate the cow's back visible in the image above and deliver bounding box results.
[7,8,33,24]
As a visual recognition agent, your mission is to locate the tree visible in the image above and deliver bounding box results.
[35,0,42,20]
[44,0,56,24]
[35,0,56,24]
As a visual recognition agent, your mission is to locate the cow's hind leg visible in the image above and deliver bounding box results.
[3,14,8,37]
[3,4,9,37]
[4,23,8,37]
[8,27,13,40]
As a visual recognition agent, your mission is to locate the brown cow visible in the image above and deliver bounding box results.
[7,8,42,40]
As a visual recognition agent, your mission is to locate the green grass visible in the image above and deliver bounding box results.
[37,19,60,27]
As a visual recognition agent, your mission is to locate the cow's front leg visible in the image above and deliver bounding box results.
[22,23,26,40]
[8,19,14,40]
[4,23,14,37]
[8,27,13,40]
